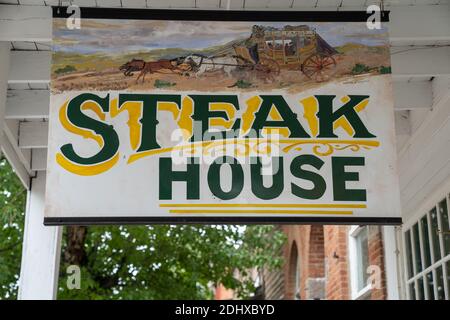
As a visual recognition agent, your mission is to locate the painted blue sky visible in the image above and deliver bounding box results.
[53,19,389,55]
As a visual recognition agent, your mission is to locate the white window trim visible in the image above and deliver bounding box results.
[382,226,400,300]
[349,225,372,300]
[402,186,450,300]
[403,177,450,230]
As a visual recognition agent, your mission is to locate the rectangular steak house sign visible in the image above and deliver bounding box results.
[45,8,401,224]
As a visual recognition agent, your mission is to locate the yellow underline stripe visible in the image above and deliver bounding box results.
[161,203,366,209]
[169,209,353,215]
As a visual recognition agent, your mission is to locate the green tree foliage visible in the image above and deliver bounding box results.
[0,157,26,299]
[58,224,285,299]
[0,157,285,300]
[59,225,284,299]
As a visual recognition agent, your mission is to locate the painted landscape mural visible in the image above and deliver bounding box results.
[51,19,391,93]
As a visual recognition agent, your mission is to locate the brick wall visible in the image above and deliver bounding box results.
[262,225,388,300]
[367,226,387,300]
[309,225,325,278]
[282,225,307,300]
[323,225,350,300]
[281,225,326,300]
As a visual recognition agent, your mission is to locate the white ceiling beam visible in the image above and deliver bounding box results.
[8,51,51,84]
[5,89,49,119]
[150,0,197,8]
[196,0,221,9]
[120,0,148,8]
[2,119,33,188]
[0,42,9,154]
[0,3,448,45]
[391,46,450,79]
[3,119,32,172]
[393,81,433,110]
[18,0,49,5]
[72,0,97,7]
[244,0,292,8]
[389,4,450,46]
[394,110,410,136]
[0,5,52,42]
[18,121,48,148]
[31,148,47,171]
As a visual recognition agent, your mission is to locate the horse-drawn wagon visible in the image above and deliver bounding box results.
[233,25,339,82]
[119,24,338,83]
[185,24,339,82]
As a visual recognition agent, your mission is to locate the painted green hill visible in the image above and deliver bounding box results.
[52,37,247,76]
[335,42,388,55]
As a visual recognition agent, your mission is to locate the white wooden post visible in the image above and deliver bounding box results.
[0,42,10,154]
[18,172,63,300]
[383,226,400,299]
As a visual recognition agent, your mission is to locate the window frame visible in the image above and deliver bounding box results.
[348,225,372,300]
[402,191,450,300]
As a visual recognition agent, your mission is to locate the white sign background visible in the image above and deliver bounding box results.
[45,75,401,224]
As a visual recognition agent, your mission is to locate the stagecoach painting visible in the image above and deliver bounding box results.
[233,25,339,82]
[176,24,339,83]
[51,19,391,93]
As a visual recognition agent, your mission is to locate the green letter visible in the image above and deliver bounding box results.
[189,95,240,141]
[119,94,181,152]
[332,156,366,201]
[290,155,326,200]
[61,93,119,165]
[159,157,199,200]
[208,156,244,200]
[251,95,310,138]
[316,95,376,138]
[250,157,284,200]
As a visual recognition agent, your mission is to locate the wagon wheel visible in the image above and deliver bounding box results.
[257,57,280,76]
[301,53,336,82]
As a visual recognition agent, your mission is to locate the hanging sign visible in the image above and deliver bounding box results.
[45,8,401,225]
